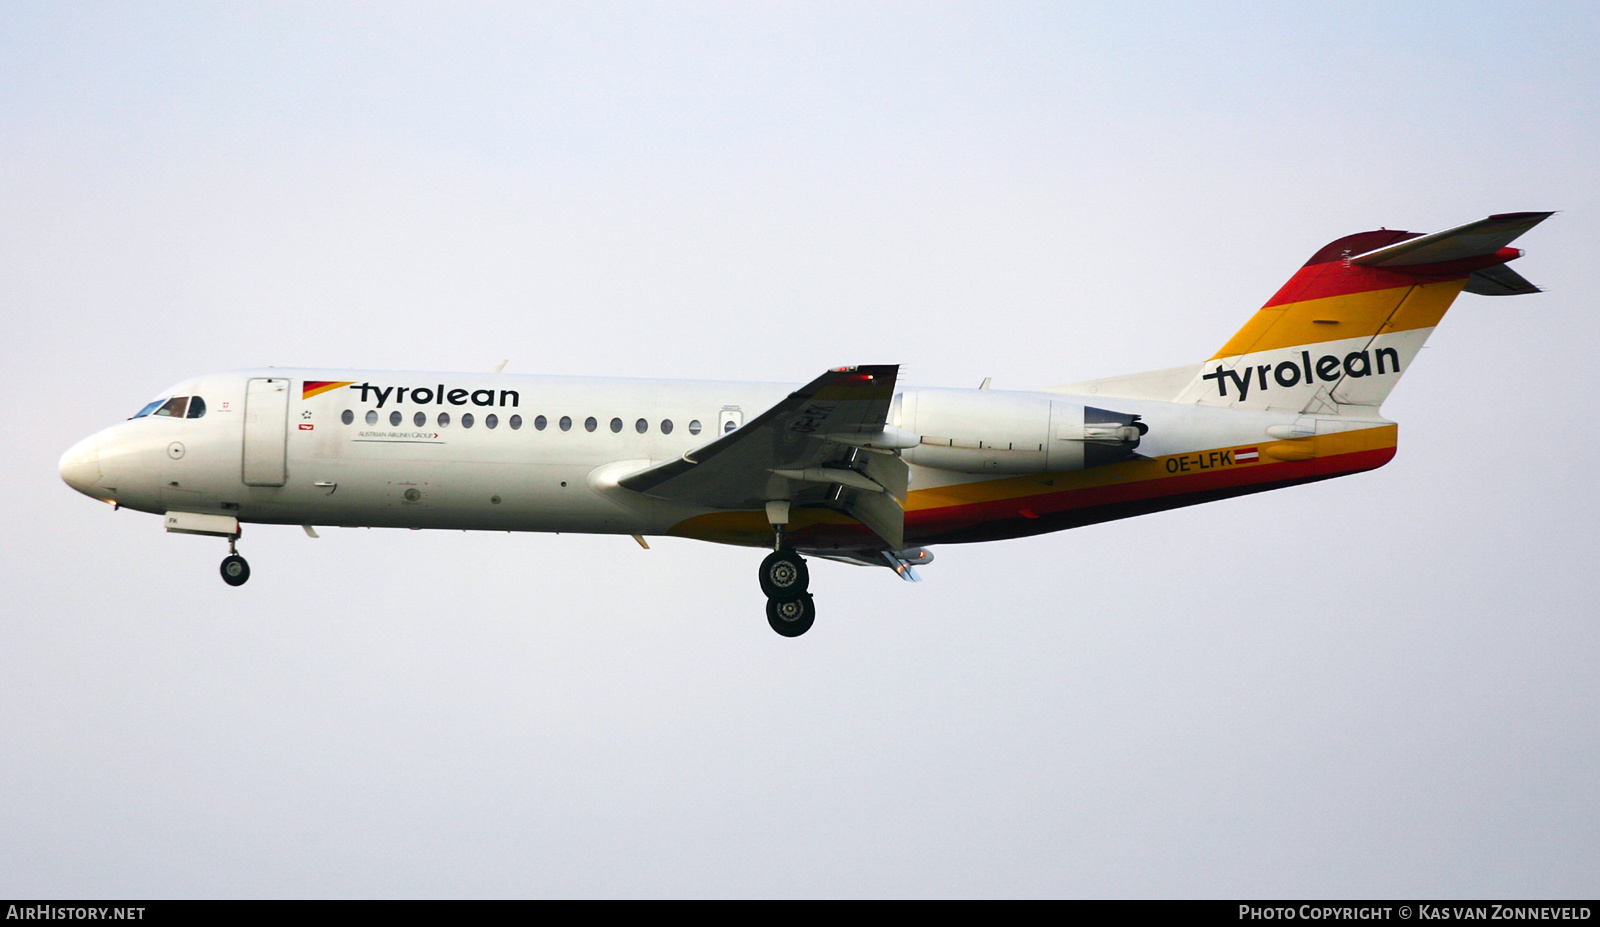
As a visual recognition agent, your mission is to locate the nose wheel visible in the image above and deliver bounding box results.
[219,535,250,587]
[220,554,251,586]
[759,548,814,636]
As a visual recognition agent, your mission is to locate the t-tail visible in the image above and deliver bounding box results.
[1173,212,1553,415]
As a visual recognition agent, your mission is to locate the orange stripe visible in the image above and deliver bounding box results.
[667,426,1399,548]
[1212,280,1463,359]
[905,426,1393,510]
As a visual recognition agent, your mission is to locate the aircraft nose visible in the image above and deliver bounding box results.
[59,435,103,496]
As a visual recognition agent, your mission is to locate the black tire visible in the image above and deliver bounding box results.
[766,594,816,637]
[758,548,809,598]
[220,554,251,587]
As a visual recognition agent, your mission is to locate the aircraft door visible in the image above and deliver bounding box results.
[719,406,743,435]
[242,377,289,486]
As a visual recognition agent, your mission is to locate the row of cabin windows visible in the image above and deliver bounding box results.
[129,395,736,436]
[341,410,727,436]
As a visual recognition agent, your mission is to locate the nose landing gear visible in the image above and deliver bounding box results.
[220,536,250,587]
[221,554,250,586]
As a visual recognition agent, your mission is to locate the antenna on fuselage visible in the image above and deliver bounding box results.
[491,360,508,373]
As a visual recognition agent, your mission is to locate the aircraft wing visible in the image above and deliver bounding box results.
[619,364,912,548]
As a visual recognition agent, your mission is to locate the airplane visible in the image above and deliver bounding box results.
[59,212,1551,637]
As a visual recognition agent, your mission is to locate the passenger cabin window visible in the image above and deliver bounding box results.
[413,411,426,427]
[688,420,702,435]
[366,410,379,425]
[559,416,572,432]
[155,396,189,418]
[584,417,597,432]
[609,417,622,433]
[661,419,673,435]
[341,409,354,425]
[535,415,547,431]
[510,414,522,430]
[635,418,648,434]
[723,419,737,434]
[389,411,402,426]
[187,397,207,418]
[438,412,451,427]
[462,413,475,429]
[486,414,499,429]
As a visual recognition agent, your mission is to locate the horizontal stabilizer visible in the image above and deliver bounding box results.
[1464,263,1541,296]
[1349,211,1552,268]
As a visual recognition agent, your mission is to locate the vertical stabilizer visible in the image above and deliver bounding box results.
[1174,213,1550,414]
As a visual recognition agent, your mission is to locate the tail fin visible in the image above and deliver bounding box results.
[1175,212,1552,414]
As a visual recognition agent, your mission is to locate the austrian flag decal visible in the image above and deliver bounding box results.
[1235,447,1260,464]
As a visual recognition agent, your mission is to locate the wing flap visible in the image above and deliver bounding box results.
[845,490,905,551]
[859,447,909,501]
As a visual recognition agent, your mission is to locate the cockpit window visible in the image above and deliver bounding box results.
[187,396,207,419]
[131,399,165,419]
[154,396,190,418]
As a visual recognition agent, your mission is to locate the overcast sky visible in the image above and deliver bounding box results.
[3,1,1597,898]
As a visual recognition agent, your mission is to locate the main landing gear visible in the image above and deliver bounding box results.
[760,502,814,637]
[220,535,250,587]
[760,547,814,637]
[766,590,815,637]
[758,499,812,637]
[758,547,809,598]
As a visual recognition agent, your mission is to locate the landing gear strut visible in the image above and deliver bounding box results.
[761,501,815,636]
[220,535,250,587]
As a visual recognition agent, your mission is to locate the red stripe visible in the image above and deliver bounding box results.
[906,445,1396,539]
[1262,261,1434,308]
[763,445,1398,550]
[1302,230,1420,266]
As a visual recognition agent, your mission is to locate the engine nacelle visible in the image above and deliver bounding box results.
[894,388,1144,474]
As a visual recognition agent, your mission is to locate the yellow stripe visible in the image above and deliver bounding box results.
[665,426,1399,544]
[905,426,1392,510]
[1211,281,1464,359]
[667,507,860,546]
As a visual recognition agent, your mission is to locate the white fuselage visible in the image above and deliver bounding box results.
[60,366,1385,551]
[64,368,805,535]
